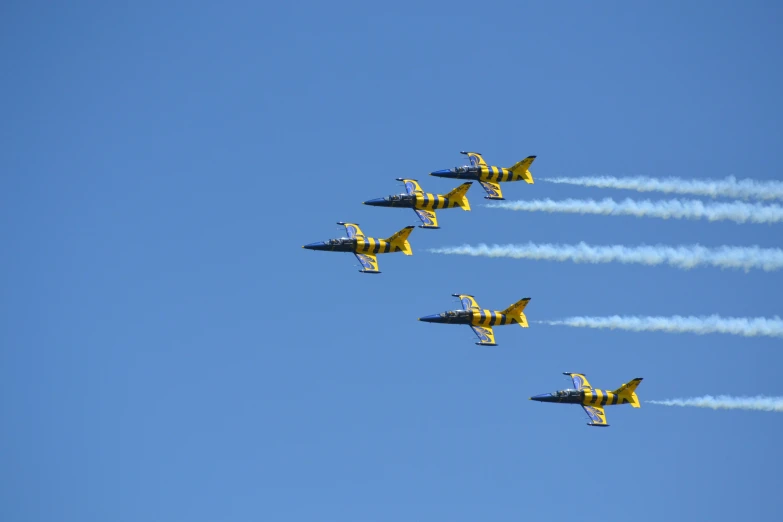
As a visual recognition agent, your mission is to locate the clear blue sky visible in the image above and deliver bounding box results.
[2,2,782,521]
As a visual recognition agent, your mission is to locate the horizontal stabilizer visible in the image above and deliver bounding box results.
[509,155,536,184]
[502,297,531,327]
[444,182,472,211]
[614,378,643,408]
[386,226,415,255]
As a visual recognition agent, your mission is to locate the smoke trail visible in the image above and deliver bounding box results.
[648,396,783,412]
[537,315,783,338]
[487,198,783,225]
[428,242,783,272]
[541,175,783,201]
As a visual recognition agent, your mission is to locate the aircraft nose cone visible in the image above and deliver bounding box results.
[430,168,453,178]
[530,393,552,402]
[302,241,326,250]
[418,314,445,323]
[363,197,388,207]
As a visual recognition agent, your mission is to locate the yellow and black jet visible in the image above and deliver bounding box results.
[530,373,643,427]
[302,222,414,273]
[363,178,472,229]
[430,151,535,200]
[418,293,531,346]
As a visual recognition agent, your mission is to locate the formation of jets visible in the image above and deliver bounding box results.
[303,151,643,427]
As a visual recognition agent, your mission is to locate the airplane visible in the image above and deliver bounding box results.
[530,373,643,427]
[302,222,414,273]
[430,151,536,200]
[362,179,473,229]
[418,294,531,345]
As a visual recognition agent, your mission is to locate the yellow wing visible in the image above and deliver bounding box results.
[414,209,439,228]
[564,373,593,390]
[455,294,481,311]
[354,252,379,273]
[479,181,504,200]
[339,222,365,238]
[462,151,487,167]
[470,325,496,346]
[582,405,608,426]
[400,179,423,194]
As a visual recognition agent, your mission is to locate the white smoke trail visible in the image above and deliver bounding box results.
[538,315,783,338]
[428,242,783,272]
[541,175,783,201]
[648,396,783,412]
[487,197,783,225]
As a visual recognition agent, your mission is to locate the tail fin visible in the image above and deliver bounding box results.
[444,182,473,211]
[386,226,414,255]
[613,378,643,408]
[509,155,536,184]
[501,297,531,328]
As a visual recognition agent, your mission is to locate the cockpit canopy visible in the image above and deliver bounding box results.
[553,389,581,397]
[454,165,477,174]
[443,310,471,318]
[387,194,413,202]
[327,238,352,245]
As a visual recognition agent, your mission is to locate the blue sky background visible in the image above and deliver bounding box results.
[2,2,782,521]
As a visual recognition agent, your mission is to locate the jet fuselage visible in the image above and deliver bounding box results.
[303,236,408,255]
[302,238,356,252]
[431,165,526,183]
[419,309,521,327]
[363,193,461,211]
[530,389,634,407]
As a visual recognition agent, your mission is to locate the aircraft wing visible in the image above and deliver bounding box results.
[582,405,609,427]
[400,179,423,195]
[564,372,593,390]
[455,294,481,311]
[414,209,439,228]
[470,325,497,346]
[354,252,380,273]
[479,181,504,200]
[461,151,487,167]
[340,222,365,239]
